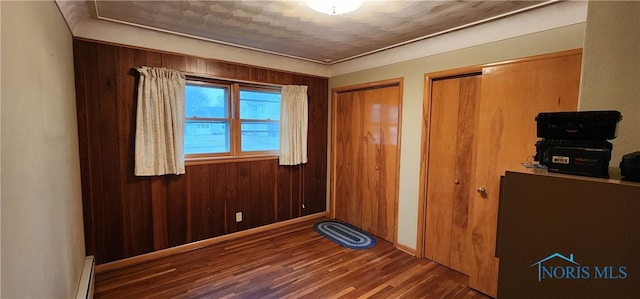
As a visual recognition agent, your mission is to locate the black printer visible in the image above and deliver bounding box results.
[534,110,622,178]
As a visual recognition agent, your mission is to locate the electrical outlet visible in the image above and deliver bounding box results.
[235,212,243,222]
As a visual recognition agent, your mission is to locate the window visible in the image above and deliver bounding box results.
[239,88,280,152]
[184,79,281,160]
[184,83,230,155]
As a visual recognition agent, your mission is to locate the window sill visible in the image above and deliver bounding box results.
[185,154,279,166]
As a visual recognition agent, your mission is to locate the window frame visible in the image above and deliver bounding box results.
[236,85,282,156]
[184,80,232,159]
[184,76,282,163]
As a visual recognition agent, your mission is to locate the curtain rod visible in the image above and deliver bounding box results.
[181,72,285,88]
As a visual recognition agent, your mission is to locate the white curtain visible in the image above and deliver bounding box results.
[134,66,185,176]
[279,85,309,165]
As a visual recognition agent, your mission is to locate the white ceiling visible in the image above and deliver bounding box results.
[57,0,558,65]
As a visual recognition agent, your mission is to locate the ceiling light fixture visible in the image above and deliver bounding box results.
[308,0,363,16]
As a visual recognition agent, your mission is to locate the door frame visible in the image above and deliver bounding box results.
[329,77,403,245]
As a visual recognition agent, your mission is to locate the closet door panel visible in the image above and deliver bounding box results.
[425,75,480,274]
[334,91,364,227]
[360,86,400,242]
[449,76,480,274]
[378,86,400,242]
[425,78,461,265]
[332,81,402,243]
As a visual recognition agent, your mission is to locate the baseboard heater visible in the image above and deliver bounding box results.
[76,256,95,299]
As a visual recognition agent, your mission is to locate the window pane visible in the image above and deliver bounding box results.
[239,90,281,120]
[241,122,279,152]
[185,84,228,118]
[184,121,229,154]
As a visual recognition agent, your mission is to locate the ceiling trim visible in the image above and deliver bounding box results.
[68,17,330,77]
[93,0,560,66]
[94,4,325,65]
[58,0,587,78]
[328,0,560,65]
[329,0,588,76]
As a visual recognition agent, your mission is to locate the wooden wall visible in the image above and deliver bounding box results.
[73,39,328,264]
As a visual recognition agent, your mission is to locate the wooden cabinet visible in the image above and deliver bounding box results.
[331,79,402,243]
[497,169,640,299]
[422,49,582,297]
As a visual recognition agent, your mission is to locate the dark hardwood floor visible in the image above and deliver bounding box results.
[95,218,490,298]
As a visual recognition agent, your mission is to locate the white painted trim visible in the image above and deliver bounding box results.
[61,1,587,78]
[328,0,561,65]
[94,15,323,65]
[71,18,330,77]
[75,256,95,299]
[92,1,559,66]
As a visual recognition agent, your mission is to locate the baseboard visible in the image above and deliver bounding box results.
[96,212,328,274]
[395,243,417,256]
[76,256,95,299]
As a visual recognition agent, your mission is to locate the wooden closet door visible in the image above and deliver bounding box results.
[334,90,364,228]
[468,53,582,297]
[360,86,400,241]
[332,83,401,243]
[425,75,480,274]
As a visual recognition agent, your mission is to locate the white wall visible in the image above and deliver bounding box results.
[1,1,85,298]
[329,22,587,250]
[579,1,640,166]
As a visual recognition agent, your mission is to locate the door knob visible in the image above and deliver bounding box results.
[476,186,486,193]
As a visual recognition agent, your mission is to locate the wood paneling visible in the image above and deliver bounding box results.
[188,164,216,242]
[236,160,277,231]
[94,218,489,299]
[150,177,168,250]
[73,39,95,258]
[116,47,154,258]
[166,176,189,247]
[97,44,125,263]
[73,39,328,264]
[303,77,329,216]
[277,166,303,222]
